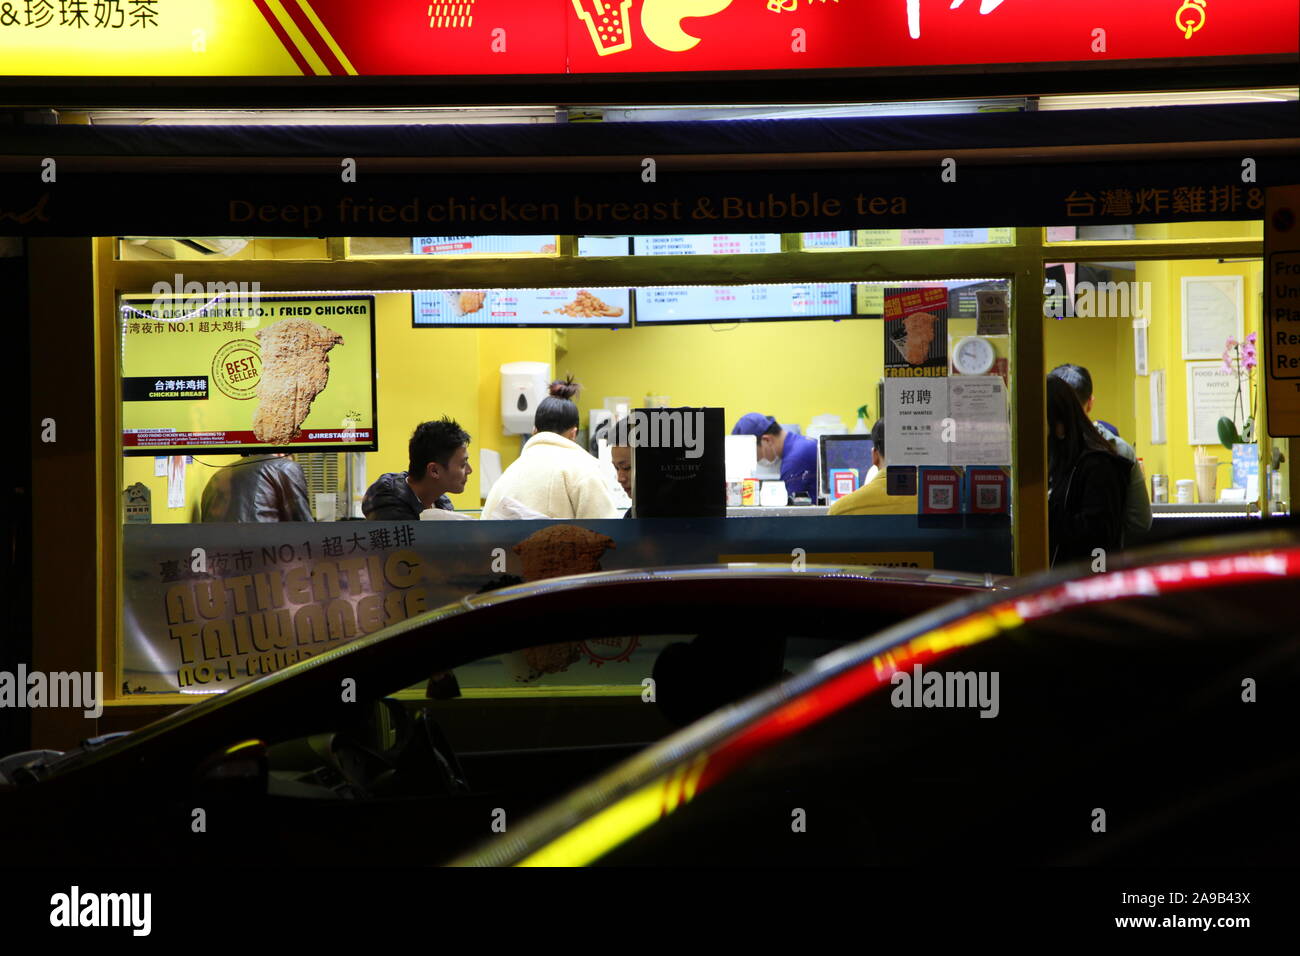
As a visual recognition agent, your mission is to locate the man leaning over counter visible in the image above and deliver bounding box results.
[731,412,818,501]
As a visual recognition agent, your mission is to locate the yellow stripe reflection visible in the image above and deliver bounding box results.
[517,755,709,867]
[264,0,328,75]
[297,0,358,75]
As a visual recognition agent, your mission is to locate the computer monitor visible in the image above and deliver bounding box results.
[819,435,875,503]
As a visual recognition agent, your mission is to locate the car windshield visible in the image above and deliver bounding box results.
[470,546,1300,866]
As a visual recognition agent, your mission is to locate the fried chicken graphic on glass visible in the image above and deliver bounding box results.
[507,525,616,681]
[252,318,344,445]
[900,311,937,365]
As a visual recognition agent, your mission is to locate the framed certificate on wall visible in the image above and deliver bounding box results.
[1181,275,1244,360]
[1187,361,1244,446]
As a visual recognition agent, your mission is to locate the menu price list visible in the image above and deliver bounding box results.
[414,287,630,326]
[632,234,781,256]
[637,283,853,323]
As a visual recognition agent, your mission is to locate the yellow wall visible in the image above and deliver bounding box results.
[122,452,240,523]
[476,328,556,482]
[1130,258,1261,496]
[1043,268,1138,441]
[562,318,883,434]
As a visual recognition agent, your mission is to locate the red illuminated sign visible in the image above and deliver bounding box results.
[264,0,1295,77]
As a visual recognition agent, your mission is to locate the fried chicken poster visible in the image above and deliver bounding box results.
[120,294,375,454]
[884,287,949,379]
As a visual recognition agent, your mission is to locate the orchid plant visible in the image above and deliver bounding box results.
[1217,331,1257,448]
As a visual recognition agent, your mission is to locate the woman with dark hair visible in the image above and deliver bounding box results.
[1047,375,1132,568]
[482,375,621,520]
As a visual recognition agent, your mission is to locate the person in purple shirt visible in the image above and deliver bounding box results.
[732,412,819,502]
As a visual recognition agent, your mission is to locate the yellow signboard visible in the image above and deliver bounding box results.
[119,293,376,454]
[1264,185,1300,437]
[0,3,301,77]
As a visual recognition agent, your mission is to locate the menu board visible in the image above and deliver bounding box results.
[413,287,631,326]
[802,232,853,248]
[633,234,781,256]
[120,294,376,455]
[578,236,633,256]
[411,236,556,255]
[633,232,845,321]
[636,283,854,323]
[858,228,1013,248]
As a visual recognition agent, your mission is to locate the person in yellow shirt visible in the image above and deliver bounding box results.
[826,419,918,516]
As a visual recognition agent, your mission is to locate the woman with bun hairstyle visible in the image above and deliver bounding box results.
[481,375,622,520]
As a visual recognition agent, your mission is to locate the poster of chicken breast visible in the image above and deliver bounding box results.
[119,294,376,455]
[883,287,950,379]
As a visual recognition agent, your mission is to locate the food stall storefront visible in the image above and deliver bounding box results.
[6,0,1297,746]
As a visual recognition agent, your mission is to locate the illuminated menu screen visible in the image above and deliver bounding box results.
[636,283,854,323]
[802,231,853,248]
[411,236,556,255]
[413,288,631,326]
[630,234,851,322]
[632,234,781,256]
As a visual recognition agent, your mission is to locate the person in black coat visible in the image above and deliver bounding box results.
[1047,376,1132,568]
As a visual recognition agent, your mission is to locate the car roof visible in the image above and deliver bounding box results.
[24,562,996,781]
[451,526,1300,866]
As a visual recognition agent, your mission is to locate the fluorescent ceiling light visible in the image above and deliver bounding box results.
[596,100,1028,121]
[1037,88,1297,110]
[81,107,557,125]
[77,89,1297,127]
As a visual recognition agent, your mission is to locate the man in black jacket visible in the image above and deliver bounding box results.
[200,454,314,522]
[363,417,473,520]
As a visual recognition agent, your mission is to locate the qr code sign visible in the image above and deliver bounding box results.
[977,485,1001,509]
[929,485,953,509]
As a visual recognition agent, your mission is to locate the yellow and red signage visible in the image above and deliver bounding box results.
[0,0,1292,77]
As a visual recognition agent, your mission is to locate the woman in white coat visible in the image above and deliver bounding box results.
[481,377,621,520]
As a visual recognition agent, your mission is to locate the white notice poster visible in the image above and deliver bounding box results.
[1187,361,1245,446]
[1182,276,1243,359]
[884,377,949,466]
[949,377,1011,465]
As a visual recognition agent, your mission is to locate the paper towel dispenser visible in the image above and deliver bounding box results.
[501,362,551,434]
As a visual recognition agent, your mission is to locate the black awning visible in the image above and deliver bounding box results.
[1,103,1296,234]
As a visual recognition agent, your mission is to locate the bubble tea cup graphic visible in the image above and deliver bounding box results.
[572,0,634,55]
